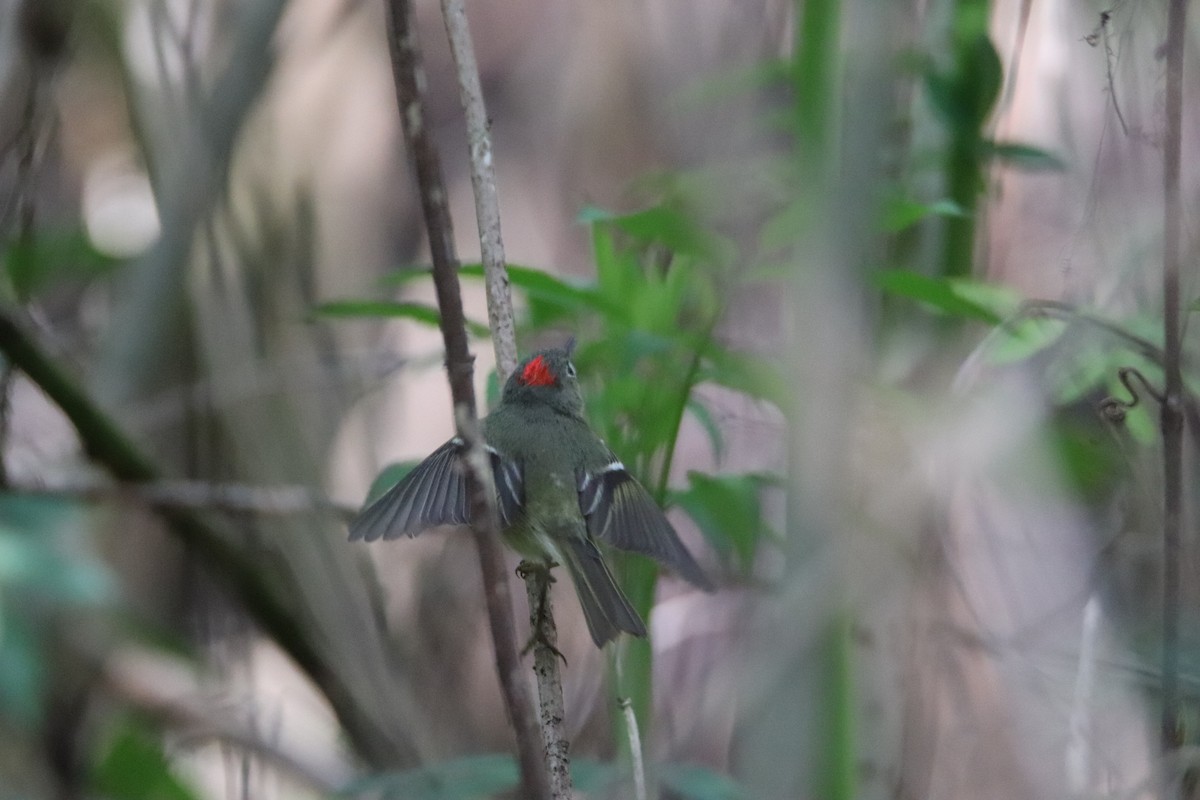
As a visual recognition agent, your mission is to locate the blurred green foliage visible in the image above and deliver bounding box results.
[0,496,114,726]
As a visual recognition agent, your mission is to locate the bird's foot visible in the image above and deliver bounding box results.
[516,560,567,666]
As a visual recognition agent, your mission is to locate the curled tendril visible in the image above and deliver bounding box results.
[1098,366,1165,423]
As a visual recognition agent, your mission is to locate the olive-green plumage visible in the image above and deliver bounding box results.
[349,346,712,647]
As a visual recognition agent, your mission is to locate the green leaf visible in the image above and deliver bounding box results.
[461,263,606,313]
[673,472,776,571]
[875,270,1002,323]
[687,398,725,464]
[0,616,42,726]
[946,278,1024,320]
[91,720,203,800]
[880,197,967,233]
[987,317,1067,364]
[984,141,1068,172]
[312,300,491,338]
[699,347,789,410]
[659,764,747,800]
[1048,344,1114,405]
[338,754,519,800]
[362,462,421,507]
[3,228,122,300]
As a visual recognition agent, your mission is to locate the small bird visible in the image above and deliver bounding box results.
[349,345,713,647]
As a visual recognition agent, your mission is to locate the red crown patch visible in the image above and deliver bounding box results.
[520,355,556,387]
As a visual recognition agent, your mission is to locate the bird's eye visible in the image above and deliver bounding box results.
[565,362,577,378]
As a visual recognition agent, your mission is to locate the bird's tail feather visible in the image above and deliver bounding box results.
[563,539,647,647]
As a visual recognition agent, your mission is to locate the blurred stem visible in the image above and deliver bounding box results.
[0,309,415,767]
[1159,0,1187,761]
[619,697,648,800]
[613,555,655,780]
[652,325,716,506]
[939,0,995,279]
[382,1,550,797]
[820,613,857,800]
[794,0,840,171]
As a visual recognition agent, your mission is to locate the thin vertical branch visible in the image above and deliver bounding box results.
[619,697,648,800]
[523,568,573,797]
[381,3,550,798]
[1159,0,1188,759]
[439,0,518,379]
[438,3,570,795]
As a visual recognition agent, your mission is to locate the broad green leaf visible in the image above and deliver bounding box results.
[312,300,490,338]
[1049,418,1123,503]
[1048,345,1114,405]
[3,228,122,300]
[984,141,1068,172]
[338,754,519,800]
[673,471,776,570]
[660,764,747,800]
[947,279,1024,320]
[874,270,1001,323]
[91,720,203,800]
[700,347,788,410]
[987,317,1067,364]
[461,264,603,312]
[926,33,1002,132]
[880,197,966,233]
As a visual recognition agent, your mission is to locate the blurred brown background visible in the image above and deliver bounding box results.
[1,0,1196,798]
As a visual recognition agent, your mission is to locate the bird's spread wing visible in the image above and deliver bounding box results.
[349,438,523,542]
[577,461,713,591]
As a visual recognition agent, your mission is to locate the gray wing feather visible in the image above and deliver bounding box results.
[577,464,713,591]
[349,439,471,542]
[348,439,524,541]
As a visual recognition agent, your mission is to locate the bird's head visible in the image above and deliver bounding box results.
[502,344,584,417]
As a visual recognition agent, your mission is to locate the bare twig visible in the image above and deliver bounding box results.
[619,697,647,800]
[438,1,571,793]
[1159,0,1188,760]
[522,565,572,797]
[439,0,518,379]
[381,2,549,797]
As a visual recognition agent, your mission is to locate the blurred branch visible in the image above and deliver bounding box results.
[100,649,345,794]
[438,0,569,791]
[0,309,414,767]
[11,478,356,521]
[381,2,550,797]
[99,0,283,404]
[1158,0,1188,761]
